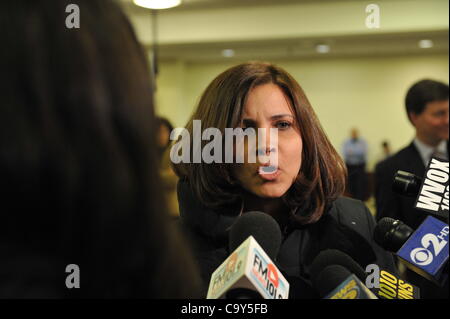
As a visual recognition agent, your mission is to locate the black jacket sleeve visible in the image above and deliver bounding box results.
[331,197,398,276]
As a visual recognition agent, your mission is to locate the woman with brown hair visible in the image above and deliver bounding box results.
[174,62,396,298]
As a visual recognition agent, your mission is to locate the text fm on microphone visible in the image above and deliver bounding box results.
[171,62,397,299]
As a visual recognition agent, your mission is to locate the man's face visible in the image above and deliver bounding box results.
[410,100,449,143]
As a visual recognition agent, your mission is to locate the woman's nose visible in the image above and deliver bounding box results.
[257,146,276,156]
[255,127,278,166]
[256,127,278,152]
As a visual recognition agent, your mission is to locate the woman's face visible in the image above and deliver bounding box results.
[232,83,303,199]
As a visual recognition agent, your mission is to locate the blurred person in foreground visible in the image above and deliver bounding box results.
[156,117,174,157]
[375,79,449,299]
[172,62,396,298]
[0,0,200,298]
[156,117,179,218]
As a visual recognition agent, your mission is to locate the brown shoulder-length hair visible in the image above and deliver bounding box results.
[173,62,347,225]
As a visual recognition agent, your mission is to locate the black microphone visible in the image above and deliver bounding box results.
[374,217,449,286]
[228,211,282,260]
[226,211,283,299]
[392,158,449,219]
[310,251,377,299]
[309,249,367,284]
[374,217,414,252]
[392,171,423,197]
[207,211,290,299]
[313,265,353,298]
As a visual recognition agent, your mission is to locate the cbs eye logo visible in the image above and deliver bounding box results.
[410,247,434,266]
[410,232,448,266]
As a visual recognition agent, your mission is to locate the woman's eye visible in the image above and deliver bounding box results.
[276,121,292,130]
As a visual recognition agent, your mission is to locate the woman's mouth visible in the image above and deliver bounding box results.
[258,166,281,181]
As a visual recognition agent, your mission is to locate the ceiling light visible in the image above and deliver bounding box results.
[316,44,330,54]
[418,39,433,49]
[133,0,182,10]
[222,49,235,58]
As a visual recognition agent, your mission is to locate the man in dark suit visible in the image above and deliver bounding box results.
[375,79,449,229]
[374,79,449,298]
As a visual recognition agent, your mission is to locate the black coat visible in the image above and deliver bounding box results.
[176,179,397,298]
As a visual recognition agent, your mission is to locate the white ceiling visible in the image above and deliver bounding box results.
[117,0,449,62]
[120,0,361,12]
[154,31,449,62]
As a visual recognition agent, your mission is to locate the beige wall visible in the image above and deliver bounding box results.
[154,53,449,171]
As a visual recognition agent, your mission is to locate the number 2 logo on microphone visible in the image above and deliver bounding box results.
[410,226,449,266]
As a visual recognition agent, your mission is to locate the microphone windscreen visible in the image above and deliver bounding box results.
[314,264,351,297]
[310,249,367,284]
[392,171,422,197]
[373,217,413,252]
[228,211,281,260]
[373,217,397,248]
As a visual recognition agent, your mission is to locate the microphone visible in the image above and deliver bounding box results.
[314,265,377,299]
[309,250,377,299]
[309,249,419,299]
[372,268,420,299]
[392,157,449,219]
[310,250,377,299]
[374,218,414,252]
[206,211,289,299]
[374,216,449,286]
[228,211,282,260]
[393,171,423,197]
[309,249,367,283]
[314,265,352,298]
